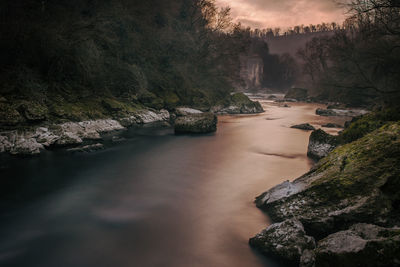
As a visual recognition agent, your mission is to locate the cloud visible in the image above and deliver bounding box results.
[216,0,347,28]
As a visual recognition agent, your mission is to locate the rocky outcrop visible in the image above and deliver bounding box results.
[174,113,217,134]
[307,129,338,161]
[285,88,308,101]
[315,224,400,267]
[67,143,105,153]
[291,123,315,131]
[316,108,369,117]
[0,109,171,156]
[212,93,264,114]
[249,219,316,266]
[252,123,400,266]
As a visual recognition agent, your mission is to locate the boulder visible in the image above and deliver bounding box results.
[307,129,338,161]
[10,137,44,155]
[285,88,308,101]
[256,123,400,238]
[174,113,217,134]
[315,224,400,267]
[291,123,315,131]
[215,93,264,114]
[249,219,315,265]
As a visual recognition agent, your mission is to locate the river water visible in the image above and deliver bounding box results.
[0,101,348,267]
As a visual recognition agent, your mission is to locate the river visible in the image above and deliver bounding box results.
[0,100,348,267]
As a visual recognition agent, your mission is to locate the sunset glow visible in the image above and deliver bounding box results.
[216,0,347,29]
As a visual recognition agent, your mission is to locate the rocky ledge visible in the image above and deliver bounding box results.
[250,123,400,266]
[0,109,170,155]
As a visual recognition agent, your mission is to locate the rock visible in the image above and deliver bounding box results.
[267,95,277,100]
[32,127,60,147]
[175,107,203,116]
[316,108,369,117]
[249,219,316,265]
[0,134,13,153]
[315,224,400,267]
[10,137,44,155]
[174,113,217,134]
[255,123,400,238]
[67,143,104,153]
[291,123,315,131]
[285,88,308,101]
[307,129,338,161]
[322,123,343,128]
[300,249,316,267]
[215,92,264,114]
[55,132,83,146]
[120,109,170,126]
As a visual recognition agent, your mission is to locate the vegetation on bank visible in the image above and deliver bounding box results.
[0,0,255,129]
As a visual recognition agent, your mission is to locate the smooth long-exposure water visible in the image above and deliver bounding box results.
[0,101,347,267]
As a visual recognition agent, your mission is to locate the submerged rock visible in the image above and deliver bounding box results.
[291,123,315,131]
[307,129,338,161]
[67,143,104,153]
[174,113,217,134]
[315,224,400,267]
[249,219,315,265]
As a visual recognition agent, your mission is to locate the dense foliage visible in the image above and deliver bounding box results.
[0,0,248,125]
[297,0,400,106]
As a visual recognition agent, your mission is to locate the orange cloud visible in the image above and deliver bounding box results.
[216,0,347,29]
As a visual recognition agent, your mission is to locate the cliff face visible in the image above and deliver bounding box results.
[239,55,264,91]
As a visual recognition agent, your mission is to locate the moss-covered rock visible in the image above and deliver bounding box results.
[174,113,217,134]
[256,122,400,236]
[253,122,400,266]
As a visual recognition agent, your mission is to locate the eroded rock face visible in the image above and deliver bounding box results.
[307,129,338,161]
[285,88,308,101]
[174,113,217,134]
[315,224,400,267]
[249,219,315,265]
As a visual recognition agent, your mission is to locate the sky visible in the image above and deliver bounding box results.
[215,0,347,29]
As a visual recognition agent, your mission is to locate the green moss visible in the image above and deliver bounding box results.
[339,107,400,144]
[310,122,400,200]
[230,92,252,105]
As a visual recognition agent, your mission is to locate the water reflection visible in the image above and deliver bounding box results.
[0,102,346,267]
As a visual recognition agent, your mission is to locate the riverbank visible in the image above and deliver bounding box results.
[0,101,345,267]
[0,93,263,156]
[250,106,400,266]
